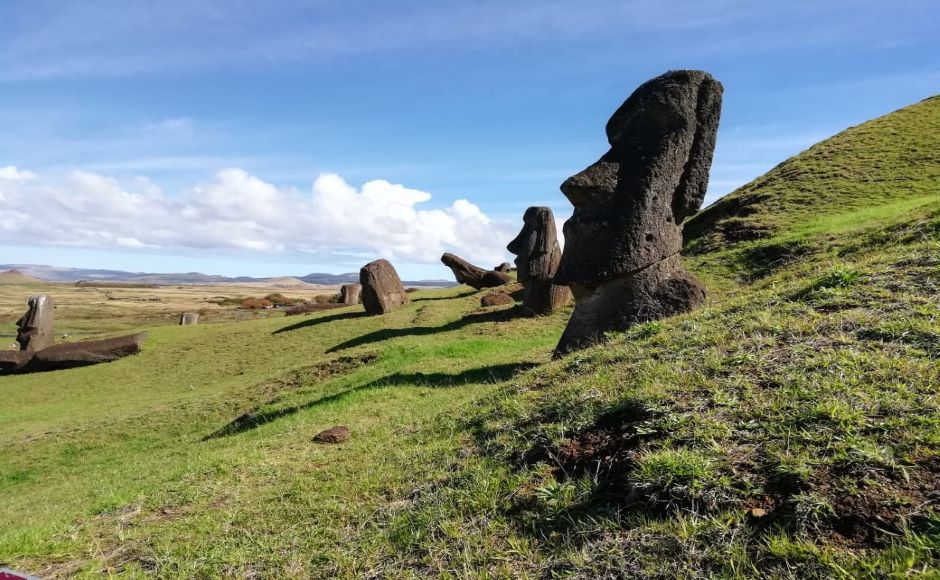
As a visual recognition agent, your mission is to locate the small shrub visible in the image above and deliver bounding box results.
[240,297,273,309]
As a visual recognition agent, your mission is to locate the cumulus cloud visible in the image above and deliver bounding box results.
[0,165,37,181]
[0,167,513,266]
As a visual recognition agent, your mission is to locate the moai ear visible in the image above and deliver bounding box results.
[671,75,723,222]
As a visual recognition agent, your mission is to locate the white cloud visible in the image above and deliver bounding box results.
[0,167,513,267]
[0,166,37,181]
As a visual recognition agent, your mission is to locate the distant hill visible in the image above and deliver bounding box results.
[0,264,456,287]
[0,269,42,285]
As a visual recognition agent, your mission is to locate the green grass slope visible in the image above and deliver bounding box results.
[1,96,939,578]
[684,95,940,256]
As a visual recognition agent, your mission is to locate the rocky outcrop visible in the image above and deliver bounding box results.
[507,206,571,315]
[340,283,362,305]
[554,70,722,356]
[16,295,54,351]
[494,262,513,273]
[440,253,511,289]
[179,312,199,326]
[360,259,408,315]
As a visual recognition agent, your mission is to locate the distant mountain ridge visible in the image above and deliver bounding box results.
[0,264,455,287]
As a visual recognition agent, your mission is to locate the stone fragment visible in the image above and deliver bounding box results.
[553,70,722,356]
[360,259,408,315]
[179,312,199,326]
[15,295,54,351]
[440,253,511,289]
[507,206,572,315]
[340,283,362,305]
[313,425,350,444]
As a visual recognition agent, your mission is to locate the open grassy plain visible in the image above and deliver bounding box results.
[0,281,339,345]
[1,96,938,577]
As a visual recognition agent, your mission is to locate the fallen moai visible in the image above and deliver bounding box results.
[1,294,147,373]
[360,259,408,315]
[553,70,723,356]
[440,253,511,289]
[340,283,362,305]
[179,312,199,325]
[507,206,571,315]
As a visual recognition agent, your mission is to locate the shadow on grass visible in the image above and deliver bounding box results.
[326,307,520,353]
[410,289,477,302]
[203,361,538,440]
[273,311,368,334]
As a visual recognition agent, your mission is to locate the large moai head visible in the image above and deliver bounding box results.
[360,259,408,315]
[507,206,572,315]
[507,206,561,283]
[16,295,55,352]
[555,70,722,284]
[553,70,722,355]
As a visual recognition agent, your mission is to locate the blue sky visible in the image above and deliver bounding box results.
[1,0,938,280]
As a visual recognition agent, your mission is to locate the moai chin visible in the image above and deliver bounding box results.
[507,206,571,315]
[553,70,723,356]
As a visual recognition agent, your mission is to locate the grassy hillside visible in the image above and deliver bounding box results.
[1,97,939,578]
[684,95,940,256]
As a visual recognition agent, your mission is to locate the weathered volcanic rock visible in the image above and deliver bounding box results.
[440,253,511,289]
[494,262,513,273]
[179,312,199,326]
[360,259,408,315]
[554,70,722,356]
[313,425,350,444]
[480,291,514,307]
[16,295,54,351]
[507,206,572,315]
[340,283,362,305]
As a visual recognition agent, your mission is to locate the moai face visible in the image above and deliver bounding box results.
[16,295,55,352]
[506,206,561,283]
[554,70,723,287]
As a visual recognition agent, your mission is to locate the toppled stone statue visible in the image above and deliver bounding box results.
[16,295,55,351]
[440,253,511,289]
[360,259,408,315]
[494,262,513,273]
[553,70,722,356]
[340,283,362,306]
[507,206,572,315]
[1,294,147,373]
[179,312,199,326]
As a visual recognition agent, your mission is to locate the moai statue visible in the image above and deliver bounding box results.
[360,259,408,315]
[179,312,199,326]
[16,295,55,351]
[553,70,723,356]
[340,283,362,306]
[507,206,571,315]
[440,253,511,289]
